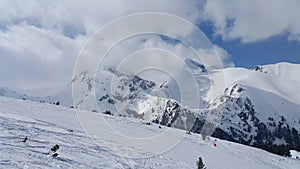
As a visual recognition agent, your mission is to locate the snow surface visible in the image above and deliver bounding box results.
[208,63,300,129]
[290,150,300,160]
[210,63,300,105]
[1,96,300,169]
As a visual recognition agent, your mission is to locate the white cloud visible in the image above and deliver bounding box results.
[203,0,300,43]
[99,34,233,75]
[0,0,202,36]
[0,0,204,89]
[0,22,85,89]
[1,0,299,90]
[212,45,234,68]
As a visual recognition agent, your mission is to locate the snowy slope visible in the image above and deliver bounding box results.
[211,64,300,122]
[1,96,300,169]
[254,62,300,82]
[93,62,300,155]
[0,85,73,107]
[1,62,300,157]
[201,63,300,155]
[290,150,300,159]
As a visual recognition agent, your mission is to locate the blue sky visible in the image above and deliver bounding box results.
[0,0,300,89]
[199,22,300,68]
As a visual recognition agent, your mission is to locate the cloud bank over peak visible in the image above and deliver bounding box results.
[202,0,300,43]
[1,0,298,90]
[0,0,205,89]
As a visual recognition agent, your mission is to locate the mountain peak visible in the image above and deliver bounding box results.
[224,82,244,98]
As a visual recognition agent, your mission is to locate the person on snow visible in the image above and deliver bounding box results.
[49,144,60,158]
[22,136,28,143]
[50,144,59,153]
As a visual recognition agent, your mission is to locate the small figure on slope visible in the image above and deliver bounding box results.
[51,144,59,152]
[52,153,59,158]
[22,136,28,143]
[49,144,60,158]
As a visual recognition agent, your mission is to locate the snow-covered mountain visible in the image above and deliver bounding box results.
[1,96,300,169]
[94,62,300,156]
[0,86,72,107]
[204,63,300,155]
[95,67,201,131]
[1,62,300,156]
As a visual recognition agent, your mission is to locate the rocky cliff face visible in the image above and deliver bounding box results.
[96,67,300,156]
[2,61,300,156]
[203,83,300,156]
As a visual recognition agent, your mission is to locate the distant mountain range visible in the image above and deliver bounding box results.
[1,61,300,156]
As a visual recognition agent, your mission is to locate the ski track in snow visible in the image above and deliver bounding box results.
[1,96,300,169]
[0,113,126,169]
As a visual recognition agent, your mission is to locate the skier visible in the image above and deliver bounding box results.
[49,144,60,158]
[50,144,59,153]
[22,136,28,143]
[52,153,59,158]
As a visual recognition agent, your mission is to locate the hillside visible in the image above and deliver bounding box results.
[1,62,300,156]
[1,96,300,168]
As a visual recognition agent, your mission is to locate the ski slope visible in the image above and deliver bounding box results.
[1,96,300,169]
